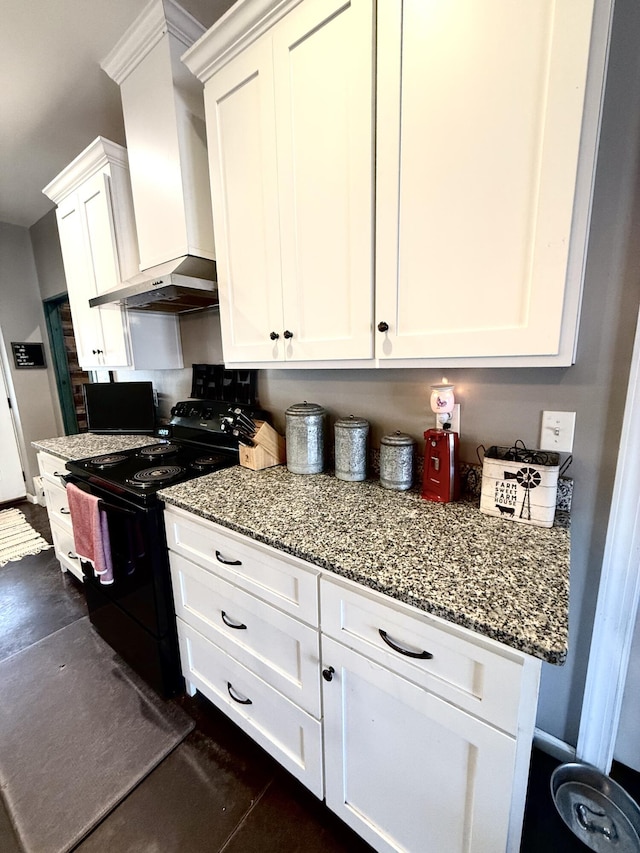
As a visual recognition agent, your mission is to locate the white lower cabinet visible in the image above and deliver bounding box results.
[165,508,541,853]
[165,507,323,795]
[37,451,83,581]
[322,635,516,853]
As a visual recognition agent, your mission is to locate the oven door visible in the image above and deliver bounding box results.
[66,477,182,696]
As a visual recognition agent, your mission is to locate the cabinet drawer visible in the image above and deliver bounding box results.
[42,479,72,530]
[37,451,68,486]
[165,507,319,625]
[170,552,321,717]
[50,519,83,581]
[177,620,323,797]
[321,578,524,734]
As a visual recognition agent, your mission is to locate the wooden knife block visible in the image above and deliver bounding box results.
[239,421,286,471]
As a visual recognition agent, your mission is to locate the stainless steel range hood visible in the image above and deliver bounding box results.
[89,256,218,313]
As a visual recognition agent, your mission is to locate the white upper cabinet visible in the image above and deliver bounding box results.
[375,0,608,366]
[185,0,375,363]
[43,137,183,371]
[186,0,611,368]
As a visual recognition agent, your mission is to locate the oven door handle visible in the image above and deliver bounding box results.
[64,477,138,517]
[98,500,137,518]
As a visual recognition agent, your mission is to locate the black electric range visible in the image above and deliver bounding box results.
[66,399,268,506]
[64,398,269,697]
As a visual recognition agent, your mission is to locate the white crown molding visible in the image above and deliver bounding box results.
[42,137,127,204]
[182,0,304,82]
[101,0,205,84]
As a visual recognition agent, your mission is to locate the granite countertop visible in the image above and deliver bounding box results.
[33,433,159,461]
[159,466,569,665]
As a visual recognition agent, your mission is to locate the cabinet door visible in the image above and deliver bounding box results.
[376,0,595,363]
[273,0,374,361]
[55,194,106,369]
[78,172,131,367]
[322,636,517,853]
[204,36,285,363]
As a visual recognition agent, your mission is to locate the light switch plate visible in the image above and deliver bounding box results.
[540,411,576,453]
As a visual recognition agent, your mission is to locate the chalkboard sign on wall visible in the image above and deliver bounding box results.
[11,342,46,369]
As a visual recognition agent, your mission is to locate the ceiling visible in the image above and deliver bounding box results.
[0,0,234,228]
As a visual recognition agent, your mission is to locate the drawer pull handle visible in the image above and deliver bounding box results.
[227,682,252,705]
[322,666,335,682]
[221,611,247,630]
[54,471,65,477]
[67,551,79,560]
[215,550,242,566]
[60,508,70,514]
[379,629,433,660]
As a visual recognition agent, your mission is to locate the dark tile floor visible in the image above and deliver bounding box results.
[1,500,639,852]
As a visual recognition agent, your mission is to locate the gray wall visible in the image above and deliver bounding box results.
[0,222,62,490]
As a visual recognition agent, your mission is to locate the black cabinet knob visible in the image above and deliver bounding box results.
[283,330,293,339]
[270,331,280,340]
[377,321,389,333]
[322,666,335,682]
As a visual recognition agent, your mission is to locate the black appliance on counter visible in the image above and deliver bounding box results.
[65,396,269,698]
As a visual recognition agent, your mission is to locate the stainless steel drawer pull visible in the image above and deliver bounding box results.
[215,550,242,566]
[227,682,252,705]
[379,629,433,660]
[67,551,79,560]
[60,508,70,514]
[221,611,247,630]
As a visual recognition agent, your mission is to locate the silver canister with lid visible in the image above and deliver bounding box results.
[334,415,369,482]
[285,402,326,474]
[380,431,415,490]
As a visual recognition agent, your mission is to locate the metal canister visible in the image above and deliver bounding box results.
[380,431,415,490]
[285,402,326,474]
[334,415,369,482]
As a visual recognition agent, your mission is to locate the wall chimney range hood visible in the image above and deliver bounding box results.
[89,256,218,313]
[99,0,218,314]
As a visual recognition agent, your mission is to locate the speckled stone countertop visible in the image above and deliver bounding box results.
[159,466,569,665]
[32,433,159,461]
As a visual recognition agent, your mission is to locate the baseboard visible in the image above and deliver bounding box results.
[25,492,39,505]
[534,728,577,763]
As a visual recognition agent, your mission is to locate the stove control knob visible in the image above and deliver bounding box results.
[203,408,213,419]
[189,407,200,417]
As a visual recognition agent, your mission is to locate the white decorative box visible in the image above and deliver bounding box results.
[480,446,560,528]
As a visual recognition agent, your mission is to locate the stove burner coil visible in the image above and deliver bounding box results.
[191,455,226,470]
[138,444,179,458]
[87,454,128,468]
[127,466,184,487]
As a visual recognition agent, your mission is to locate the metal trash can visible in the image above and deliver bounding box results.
[551,763,640,852]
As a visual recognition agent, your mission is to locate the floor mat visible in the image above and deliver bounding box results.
[0,617,193,853]
[0,507,52,567]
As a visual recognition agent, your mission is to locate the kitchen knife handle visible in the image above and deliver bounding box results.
[215,550,242,566]
[378,629,433,660]
[221,611,247,630]
[227,682,252,705]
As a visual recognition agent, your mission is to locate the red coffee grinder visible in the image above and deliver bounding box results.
[422,382,460,503]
